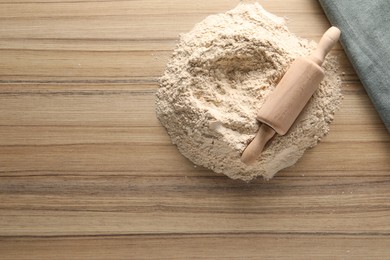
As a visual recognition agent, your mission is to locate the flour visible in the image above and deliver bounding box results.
[156,3,342,181]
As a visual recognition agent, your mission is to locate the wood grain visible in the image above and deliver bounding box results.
[0,0,389,258]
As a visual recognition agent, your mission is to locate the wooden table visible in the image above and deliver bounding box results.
[1,0,389,258]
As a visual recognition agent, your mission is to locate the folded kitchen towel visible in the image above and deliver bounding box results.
[319,0,390,132]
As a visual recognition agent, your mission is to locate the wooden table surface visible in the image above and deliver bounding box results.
[1,0,389,259]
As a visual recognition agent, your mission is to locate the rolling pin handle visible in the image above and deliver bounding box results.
[241,123,276,165]
[309,26,341,66]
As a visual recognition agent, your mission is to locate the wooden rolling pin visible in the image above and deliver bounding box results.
[241,26,341,165]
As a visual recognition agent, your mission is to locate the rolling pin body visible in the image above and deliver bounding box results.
[257,57,324,135]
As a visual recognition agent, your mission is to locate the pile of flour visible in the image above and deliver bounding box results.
[156,3,342,181]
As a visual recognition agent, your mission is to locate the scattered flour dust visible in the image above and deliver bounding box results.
[155,3,342,181]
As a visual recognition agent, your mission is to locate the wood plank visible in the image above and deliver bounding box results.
[0,86,160,127]
[325,124,389,143]
[0,142,388,174]
[0,126,172,146]
[0,49,170,81]
[0,11,337,42]
[0,144,191,173]
[0,38,178,51]
[0,234,390,260]
[1,175,389,213]
[0,0,324,17]
[1,234,389,259]
[0,0,239,18]
[0,176,389,236]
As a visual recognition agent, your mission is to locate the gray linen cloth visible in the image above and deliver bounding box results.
[319,0,390,132]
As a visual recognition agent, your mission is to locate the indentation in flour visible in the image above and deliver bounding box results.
[187,35,288,134]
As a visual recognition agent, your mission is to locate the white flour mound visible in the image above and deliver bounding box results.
[156,3,342,181]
